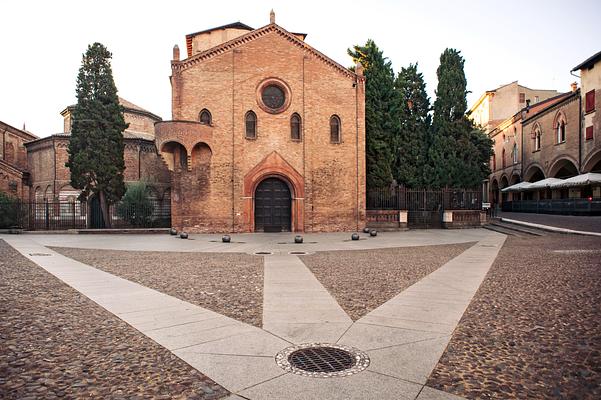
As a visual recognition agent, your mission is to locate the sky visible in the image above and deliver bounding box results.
[1,0,600,137]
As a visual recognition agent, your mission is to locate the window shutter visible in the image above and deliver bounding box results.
[585,90,595,113]
[585,126,594,140]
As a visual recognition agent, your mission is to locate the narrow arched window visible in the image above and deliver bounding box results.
[512,143,518,164]
[533,127,542,151]
[502,148,506,169]
[245,111,257,139]
[557,121,566,143]
[330,115,341,143]
[291,113,301,141]
[199,109,212,125]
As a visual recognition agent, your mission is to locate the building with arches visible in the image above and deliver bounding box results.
[157,13,366,233]
[23,97,171,216]
[482,50,601,207]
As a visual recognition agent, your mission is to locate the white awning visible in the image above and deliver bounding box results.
[550,173,601,188]
[501,181,533,192]
[526,178,564,190]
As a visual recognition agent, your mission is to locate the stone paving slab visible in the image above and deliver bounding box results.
[367,336,452,384]
[238,370,423,400]
[170,351,286,393]
[262,254,352,343]
[338,322,446,351]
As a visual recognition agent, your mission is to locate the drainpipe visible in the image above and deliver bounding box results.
[355,77,359,231]
[2,128,6,161]
[231,50,236,232]
[302,55,307,232]
[578,93,582,172]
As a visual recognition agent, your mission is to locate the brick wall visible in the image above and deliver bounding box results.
[165,26,365,233]
[523,94,580,179]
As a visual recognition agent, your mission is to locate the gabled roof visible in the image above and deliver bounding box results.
[175,23,358,80]
[186,22,254,39]
[522,91,578,124]
[0,120,38,141]
[572,50,601,71]
[60,98,162,121]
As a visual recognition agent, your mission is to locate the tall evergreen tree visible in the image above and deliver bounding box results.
[426,48,492,188]
[66,43,128,227]
[348,40,400,189]
[394,63,430,187]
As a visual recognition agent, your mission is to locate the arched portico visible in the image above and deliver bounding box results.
[243,151,304,232]
[524,164,545,182]
[548,157,578,179]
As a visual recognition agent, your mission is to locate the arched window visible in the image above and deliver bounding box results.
[245,111,257,139]
[533,126,542,151]
[557,121,566,143]
[199,109,212,125]
[492,153,496,171]
[512,143,518,164]
[330,115,341,143]
[290,113,301,141]
[502,148,506,169]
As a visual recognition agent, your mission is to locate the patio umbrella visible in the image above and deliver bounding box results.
[550,172,601,188]
[526,178,564,190]
[501,181,534,192]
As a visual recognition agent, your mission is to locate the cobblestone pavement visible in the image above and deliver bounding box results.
[499,211,601,233]
[51,248,264,327]
[300,243,474,321]
[0,240,229,400]
[427,234,601,399]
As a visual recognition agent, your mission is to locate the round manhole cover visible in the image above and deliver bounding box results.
[275,343,369,378]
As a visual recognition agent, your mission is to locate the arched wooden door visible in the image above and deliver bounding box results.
[254,177,291,232]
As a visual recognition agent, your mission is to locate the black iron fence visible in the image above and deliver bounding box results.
[367,187,482,211]
[502,198,601,215]
[0,199,171,230]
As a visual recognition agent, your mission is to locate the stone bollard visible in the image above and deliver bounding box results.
[369,230,377,237]
[351,233,360,241]
[222,235,231,243]
[179,232,189,239]
[170,228,178,235]
[294,235,303,244]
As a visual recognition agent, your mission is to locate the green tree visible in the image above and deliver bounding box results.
[0,191,25,228]
[394,63,431,187]
[348,40,400,189]
[426,48,492,188]
[117,182,153,227]
[66,43,128,227]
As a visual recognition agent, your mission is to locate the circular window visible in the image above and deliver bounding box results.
[262,85,285,110]
[256,78,291,114]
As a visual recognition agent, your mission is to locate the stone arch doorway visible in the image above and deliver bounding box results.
[254,177,292,232]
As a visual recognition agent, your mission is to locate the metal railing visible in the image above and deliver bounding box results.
[502,198,601,215]
[0,199,171,230]
[367,188,482,211]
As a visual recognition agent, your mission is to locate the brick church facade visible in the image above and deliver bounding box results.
[157,12,366,232]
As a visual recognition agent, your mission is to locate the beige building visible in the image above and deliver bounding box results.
[574,51,601,173]
[470,81,560,133]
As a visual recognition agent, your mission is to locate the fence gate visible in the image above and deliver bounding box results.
[406,190,443,229]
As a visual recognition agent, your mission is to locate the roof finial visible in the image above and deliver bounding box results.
[270,9,275,24]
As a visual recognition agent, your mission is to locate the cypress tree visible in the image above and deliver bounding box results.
[66,43,128,228]
[394,63,430,187]
[348,40,400,189]
[427,48,492,188]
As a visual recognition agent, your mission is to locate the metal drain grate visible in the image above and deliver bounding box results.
[289,251,307,255]
[254,251,273,255]
[289,346,354,373]
[29,253,52,256]
[275,343,369,378]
